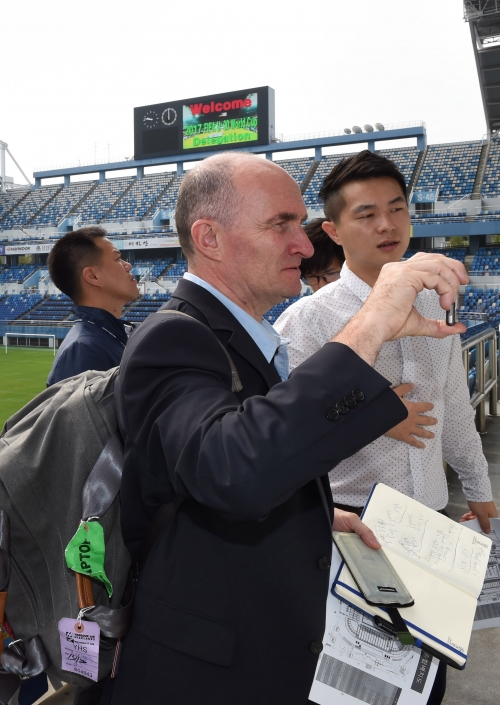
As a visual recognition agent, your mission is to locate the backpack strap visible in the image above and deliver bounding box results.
[81,432,124,522]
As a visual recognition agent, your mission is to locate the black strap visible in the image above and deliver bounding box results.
[0,636,51,703]
[81,432,124,521]
[386,607,415,646]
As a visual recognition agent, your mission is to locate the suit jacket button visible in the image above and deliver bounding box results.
[311,641,323,655]
[352,389,365,401]
[318,556,331,571]
[336,401,349,415]
[344,395,356,409]
[326,407,339,421]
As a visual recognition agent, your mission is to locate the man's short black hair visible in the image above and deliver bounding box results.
[299,219,345,278]
[47,226,107,302]
[319,150,407,223]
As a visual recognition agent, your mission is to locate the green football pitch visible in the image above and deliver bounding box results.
[0,348,54,428]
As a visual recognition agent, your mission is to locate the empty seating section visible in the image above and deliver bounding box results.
[153,175,186,212]
[74,177,134,224]
[165,258,187,278]
[378,147,420,184]
[264,295,306,325]
[303,147,420,211]
[411,211,468,223]
[477,208,500,220]
[274,157,313,185]
[470,247,500,275]
[418,142,481,201]
[122,293,171,323]
[0,264,39,284]
[0,293,43,321]
[31,182,95,227]
[1,185,61,229]
[302,154,346,210]
[21,294,73,321]
[0,188,30,220]
[103,172,175,222]
[402,248,467,263]
[482,139,500,197]
[130,258,173,279]
[460,285,500,318]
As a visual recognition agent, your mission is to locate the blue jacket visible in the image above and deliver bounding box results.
[47,305,128,386]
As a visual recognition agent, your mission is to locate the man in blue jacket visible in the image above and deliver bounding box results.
[46,226,139,386]
[43,227,139,704]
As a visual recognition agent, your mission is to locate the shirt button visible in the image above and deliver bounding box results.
[310,641,323,655]
[326,408,339,422]
[318,556,331,571]
[336,401,349,415]
[351,389,365,401]
[344,395,357,409]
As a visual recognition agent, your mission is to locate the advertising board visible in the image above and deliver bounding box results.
[2,237,180,256]
[134,87,275,160]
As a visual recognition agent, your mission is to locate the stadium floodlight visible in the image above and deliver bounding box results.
[364,124,374,132]
[352,126,362,134]
[375,123,385,131]
[344,128,352,134]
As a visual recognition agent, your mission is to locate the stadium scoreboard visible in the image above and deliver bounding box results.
[134,86,275,160]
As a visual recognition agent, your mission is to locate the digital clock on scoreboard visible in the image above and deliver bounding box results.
[134,87,275,160]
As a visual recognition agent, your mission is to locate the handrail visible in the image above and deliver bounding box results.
[461,327,498,431]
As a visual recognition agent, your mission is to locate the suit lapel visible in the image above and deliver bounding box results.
[170,279,281,388]
[170,279,333,527]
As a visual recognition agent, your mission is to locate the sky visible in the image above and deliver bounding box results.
[0,0,486,184]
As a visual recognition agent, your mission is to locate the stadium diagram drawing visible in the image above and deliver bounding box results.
[472,517,500,629]
[325,598,418,683]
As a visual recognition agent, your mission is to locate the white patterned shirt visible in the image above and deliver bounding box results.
[275,264,492,510]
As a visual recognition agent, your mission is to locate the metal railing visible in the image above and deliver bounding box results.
[462,327,499,432]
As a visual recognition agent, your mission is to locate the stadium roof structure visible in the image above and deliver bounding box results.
[465,1,500,133]
[32,125,426,186]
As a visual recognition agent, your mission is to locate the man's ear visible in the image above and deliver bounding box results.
[191,219,222,261]
[81,265,103,289]
[322,220,342,246]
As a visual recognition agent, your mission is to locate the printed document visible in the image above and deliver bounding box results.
[309,545,438,705]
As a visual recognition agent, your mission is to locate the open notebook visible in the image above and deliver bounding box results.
[332,483,492,668]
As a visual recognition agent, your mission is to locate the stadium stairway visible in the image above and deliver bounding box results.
[99,179,136,223]
[26,186,64,227]
[0,188,30,224]
[407,147,427,197]
[471,140,491,200]
[141,173,177,220]
[300,160,320,195]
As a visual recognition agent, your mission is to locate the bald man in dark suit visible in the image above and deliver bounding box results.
[109,153,467,705]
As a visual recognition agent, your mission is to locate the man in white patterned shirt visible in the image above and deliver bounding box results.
[276,150,498,534]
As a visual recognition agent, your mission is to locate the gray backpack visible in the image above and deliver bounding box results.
[0,311,242,703]
[0,367,131,700]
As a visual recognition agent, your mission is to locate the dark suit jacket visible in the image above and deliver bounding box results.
[111,279,406,705]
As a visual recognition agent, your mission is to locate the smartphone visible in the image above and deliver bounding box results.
[333,532,414,608]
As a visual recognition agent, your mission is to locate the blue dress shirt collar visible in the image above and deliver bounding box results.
[183,273,290,381]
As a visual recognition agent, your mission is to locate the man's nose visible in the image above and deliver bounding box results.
[124,261,132,272]
[293,225,314,258]
[376,212,396,232]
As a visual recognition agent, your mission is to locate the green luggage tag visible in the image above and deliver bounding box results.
[65,521,113,597]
